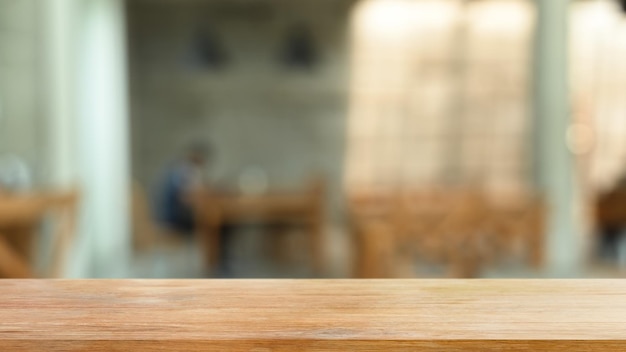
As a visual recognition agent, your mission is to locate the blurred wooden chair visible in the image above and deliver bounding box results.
[437,191,490,277]
[482,194,546,269]
[595,189,626,259]
[351,187,546,278]
[352,219,396,278]
[395,188,489,277]
[349,191,397,278]
[0,190,79,278]
[130,181,192,254]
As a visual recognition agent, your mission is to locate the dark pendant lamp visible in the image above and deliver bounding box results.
[281,24,318,70]
[188,27,228,70]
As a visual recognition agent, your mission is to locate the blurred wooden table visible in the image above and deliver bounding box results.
[193,181,324,275]
[2,279,626,351]
[0,191,78,278]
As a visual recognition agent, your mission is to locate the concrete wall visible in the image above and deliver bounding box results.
[0,0,43,184]
[127,0,355,208]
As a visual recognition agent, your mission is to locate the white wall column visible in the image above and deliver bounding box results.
[534,0,582,276]
[42,0,78,188]
[72,0,131,278]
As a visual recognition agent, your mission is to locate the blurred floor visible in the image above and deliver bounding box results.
[130,224,351,279]
[130,225,626,279]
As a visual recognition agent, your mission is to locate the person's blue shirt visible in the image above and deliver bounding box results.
[157,163,197,234]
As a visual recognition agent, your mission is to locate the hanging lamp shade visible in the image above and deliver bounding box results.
[281,24,317,69]
[188,27,228,69]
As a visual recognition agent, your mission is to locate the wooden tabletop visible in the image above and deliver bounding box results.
[1,279,626,351]
[209,193,317,221]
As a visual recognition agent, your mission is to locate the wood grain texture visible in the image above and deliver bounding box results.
[1,280,626,351]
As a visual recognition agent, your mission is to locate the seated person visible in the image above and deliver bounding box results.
[156,142,209,235]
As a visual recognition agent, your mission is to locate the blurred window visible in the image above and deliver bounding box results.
[346,0,535,193]
[571,0,626,192]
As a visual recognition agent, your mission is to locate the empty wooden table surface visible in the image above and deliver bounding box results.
[1,279,626,351]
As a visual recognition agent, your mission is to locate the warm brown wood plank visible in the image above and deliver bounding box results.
[1,280,626,351]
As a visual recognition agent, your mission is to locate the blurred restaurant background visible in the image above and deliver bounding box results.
[2,0,626,278]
